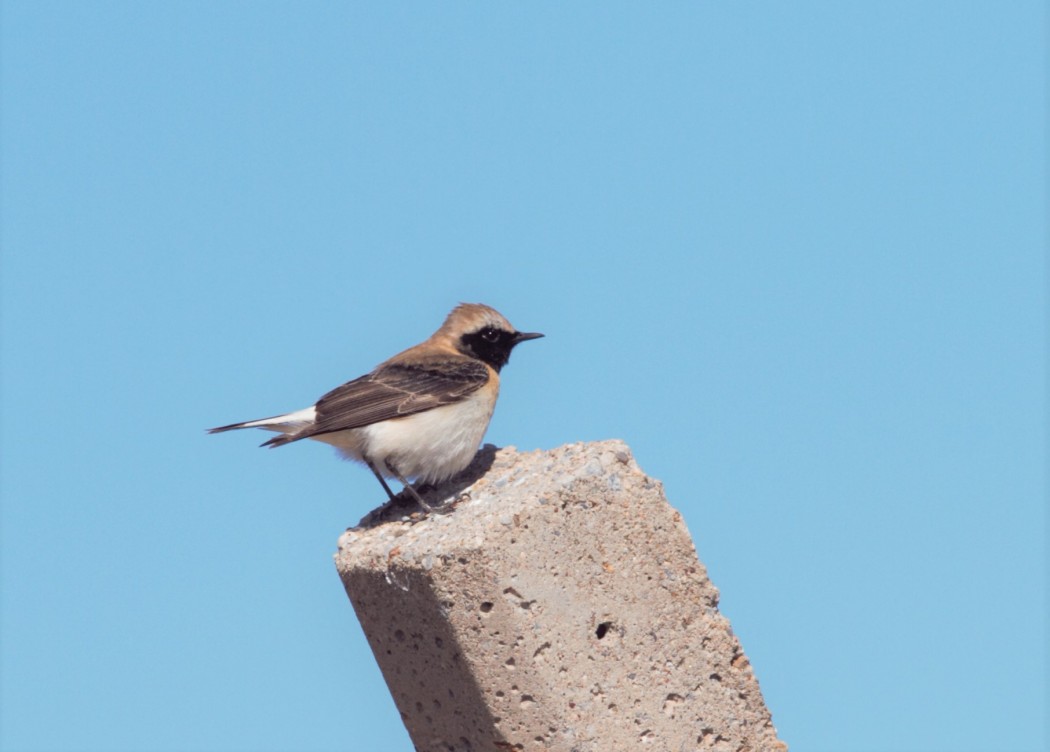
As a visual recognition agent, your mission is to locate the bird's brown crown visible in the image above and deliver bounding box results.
[436,303,516,339]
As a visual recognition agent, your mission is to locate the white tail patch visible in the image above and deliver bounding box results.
[237,406,317,432]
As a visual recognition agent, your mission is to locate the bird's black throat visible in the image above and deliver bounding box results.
[458,328,521,372]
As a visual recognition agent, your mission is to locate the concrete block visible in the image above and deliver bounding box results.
[335,440,786,752]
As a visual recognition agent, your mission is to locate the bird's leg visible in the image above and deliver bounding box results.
[366,459,398,501]
[383,460,447,514]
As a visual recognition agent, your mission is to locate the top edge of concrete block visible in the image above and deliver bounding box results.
[336,439,657,561]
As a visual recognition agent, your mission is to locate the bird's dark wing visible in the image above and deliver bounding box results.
[299,355,489,440]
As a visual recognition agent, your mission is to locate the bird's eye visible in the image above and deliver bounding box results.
[481,327,500,342]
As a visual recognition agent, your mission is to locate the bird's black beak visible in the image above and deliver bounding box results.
[513,331,544,344]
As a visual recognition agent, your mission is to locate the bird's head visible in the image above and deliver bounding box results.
[440,303,543,372]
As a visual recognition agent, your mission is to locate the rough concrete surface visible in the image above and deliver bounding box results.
[335,440,786,752]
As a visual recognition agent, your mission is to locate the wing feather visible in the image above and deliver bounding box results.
[295,355,489,441]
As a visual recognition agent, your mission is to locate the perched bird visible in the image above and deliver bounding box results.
[208,303,542,512]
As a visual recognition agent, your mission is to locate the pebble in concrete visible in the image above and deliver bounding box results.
[335,440,787,752]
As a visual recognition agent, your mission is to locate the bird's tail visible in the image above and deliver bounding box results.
[206,406,316,448]
[259,434,296,448]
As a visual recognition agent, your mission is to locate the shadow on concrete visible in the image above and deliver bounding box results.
[353,444,499,529]
[338,544,511,751]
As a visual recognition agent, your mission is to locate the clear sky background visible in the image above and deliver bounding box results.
[1,3,1045,751]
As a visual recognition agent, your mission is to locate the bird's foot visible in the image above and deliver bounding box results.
[450,490,471,506]
[404,484,458,515]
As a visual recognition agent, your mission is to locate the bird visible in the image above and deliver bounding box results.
[208,303,543,512]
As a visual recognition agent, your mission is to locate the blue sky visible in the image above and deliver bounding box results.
[1,3,1044,751]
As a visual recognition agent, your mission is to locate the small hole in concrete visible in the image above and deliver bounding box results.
[596,621,613,639]
[480,601,493,613]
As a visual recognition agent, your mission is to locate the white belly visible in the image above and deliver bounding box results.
[313,388,497,484]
